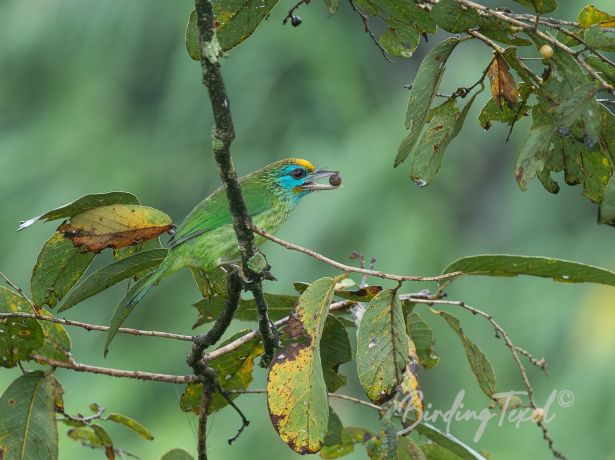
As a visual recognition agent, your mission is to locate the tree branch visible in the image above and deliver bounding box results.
[347,0,392,63]
[194,0,278,368]
[251,225,462,282]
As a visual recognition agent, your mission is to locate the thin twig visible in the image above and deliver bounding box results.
[32,354,196,384]
[251,225,462,282]
[216,383,250,444]
[515,345,548,375]
[0,312,192,341]
[282,0,310,26]
[0,271,37,310]
[347,0,392,63]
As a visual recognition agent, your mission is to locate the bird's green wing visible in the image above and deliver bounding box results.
[168,180,273,248]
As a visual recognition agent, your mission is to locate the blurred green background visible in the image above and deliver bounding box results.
[1,0,614,458]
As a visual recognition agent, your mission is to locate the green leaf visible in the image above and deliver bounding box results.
[267,276,338,454]
[320,427,375,459]
[0,371,59,460]
[324,0,340,14]
[416,422,487,460]
[33,309,72,364]
[410,94,477,187]
[431,0,479,33]
[514,124,555,191]
[321,315,352,392]
[31,232,96,308]
[477,17,531,46]
[396,38,461,166]
[434,310,496,398]
[161,449,194,460]
[552,82,601,131]
[193,292,296,328]
[58,204,172,254]
[294,281,383,302]
[323,407,343,446]
[441,254,615,287]
[18,192,139,231]
[578,4,615,28]
[584,24,615,51]
[513,0,557,14]
[114,237,163,262]
[185,9,200,60]
[104,268,157,356]
[357,289,409,404]
[586,56,615,86]
[0,287,44,368]
[379,26,420,58]
[397,436,426,460]
[59,248,167,312]
[190,267,226,299]
[478,82,532,130]
[106,413,154,440]
[181,331,263,414]
[67,427,104,448]
[407,312,439,369]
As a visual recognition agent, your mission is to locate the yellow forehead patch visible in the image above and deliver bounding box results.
[292,158,315,172]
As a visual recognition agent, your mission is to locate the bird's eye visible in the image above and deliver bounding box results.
[291,168,306,179]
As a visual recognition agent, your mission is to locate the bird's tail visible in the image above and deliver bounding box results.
[126,264,167,308]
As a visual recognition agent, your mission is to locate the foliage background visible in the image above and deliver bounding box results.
[1,0,614,458]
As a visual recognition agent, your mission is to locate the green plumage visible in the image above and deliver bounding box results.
[127,158,337,307]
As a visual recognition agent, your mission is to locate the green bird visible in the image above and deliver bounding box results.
[127,158,340,307]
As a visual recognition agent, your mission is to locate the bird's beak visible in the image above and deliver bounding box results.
[301,170,341,191]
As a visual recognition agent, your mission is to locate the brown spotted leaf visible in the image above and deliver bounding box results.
[267,276,339,454]
[487,54,519,109]
[58,205,172,253]
[356,289,409,404]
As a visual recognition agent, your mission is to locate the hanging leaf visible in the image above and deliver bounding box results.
[105,413,154,440]
[193,292,297,328]
[486,54,519,109]
[320,427,376,459]
[90,424,115,460]
[0,371,59,460]
[378,27,420,58]
[67,426,104,447]
[514,124,555,191]
[321,314,352,392]
[267,276,339,454]
[191,267,227,300]
[59,248,167,312]
[433,310,496,398]
[58,205,172,254]
[578,5,615,28]
[396,37,461,167]
[441,254,615,287]
[31,232,96,308]
[0,287,44,368]
[18,192,139,231]
[357,288,409,404]
[406,312,439,369]
[324,0,340,14]
[513,0,557,14]
[323,408,343,446]
[181,331,263,414]
[161,449,194,460]
[410,93,479,187]
[431,0,479,33]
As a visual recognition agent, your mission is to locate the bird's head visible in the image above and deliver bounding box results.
[267,158,341,204]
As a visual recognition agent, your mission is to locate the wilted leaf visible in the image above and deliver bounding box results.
[434,310,496,398]
[106,413,154,440]
[441,254,615,287]
[410,93,478,187]
[396,37,461,166]
[31,232,96,308]
[431,0,479,33]
[0,287,44,368]
[67,426,104,448]
[578,4,615,28]
[267,277,338,454]
[478,82,532,130]
[416,422,487,460]
[59,249,167,312]
[513,0,557,14]
[487,54,519,109]
[161,449,194,460]
[91,424,115,459]
[321,315,352,392]
[357,289,409,404]
[320,427,376,459]
[584,24,615,51]
[0,371,59,460]
[18,192,139,231]
[181,331,263,414]
[407,312,439,369]
[58,205,172,254]
[193,292,296,328]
